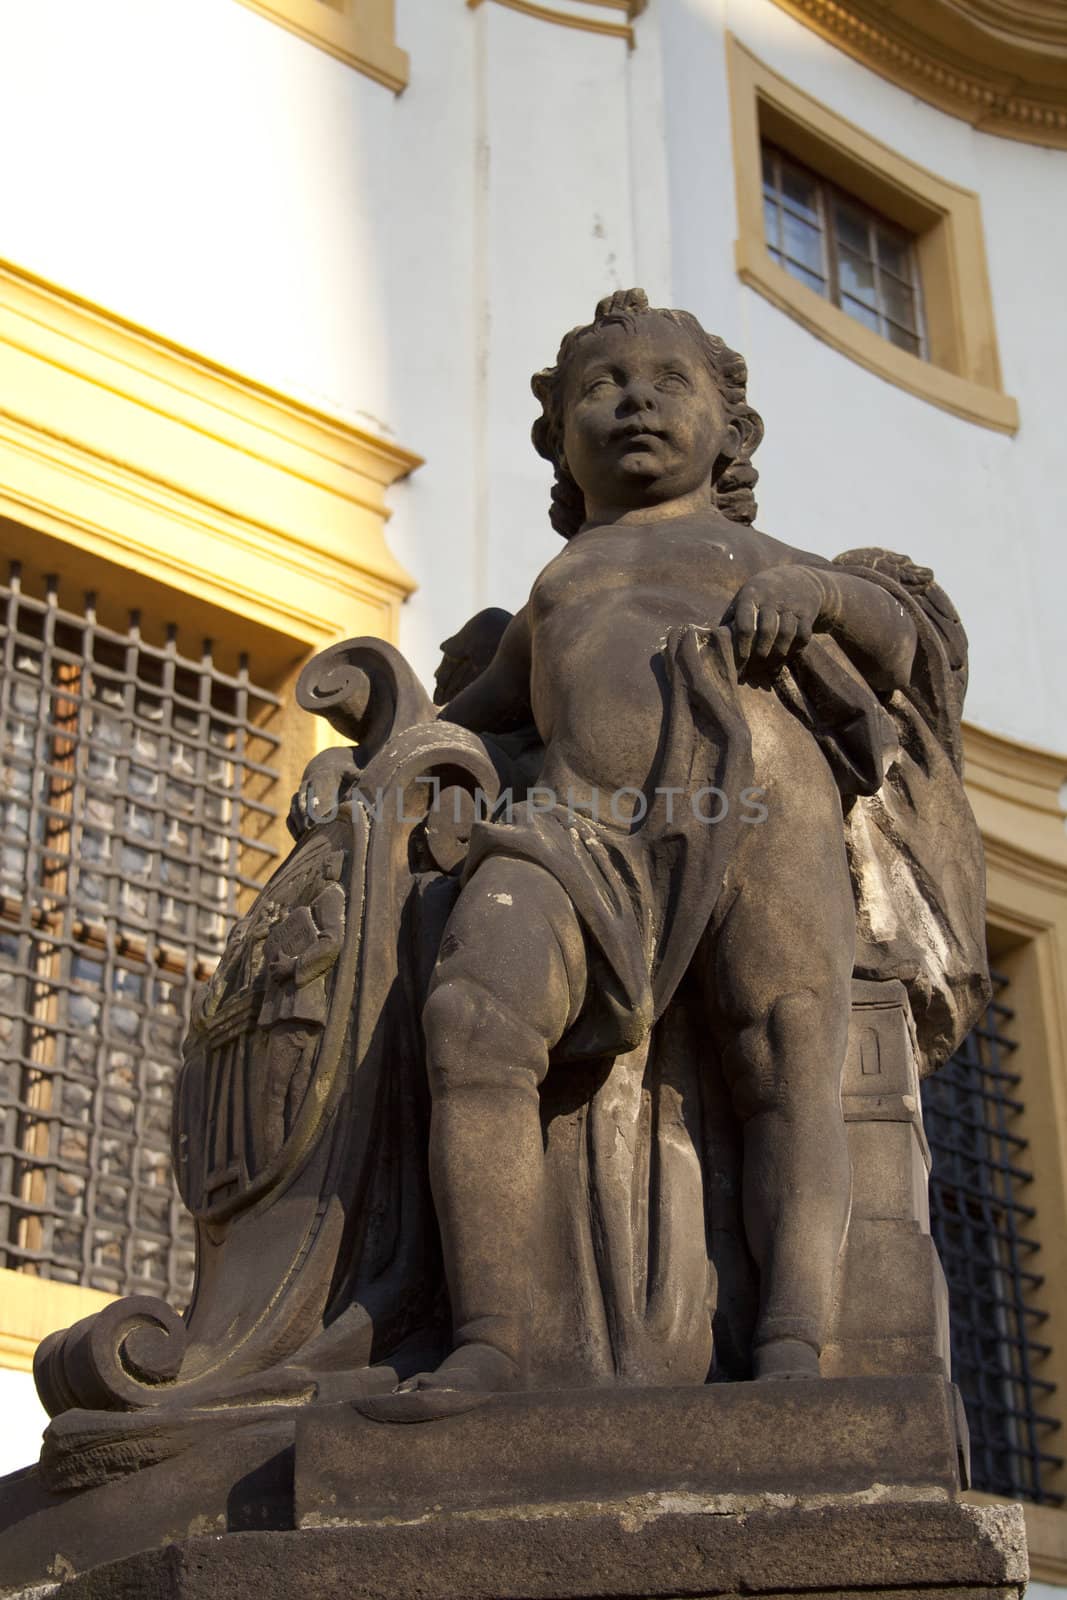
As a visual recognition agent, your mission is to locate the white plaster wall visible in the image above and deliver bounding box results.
[0,1368,48,1478]
[655,0,1067,753]
[0,0,401,424]
[394,0,1067,751]
[3,0,1059,745]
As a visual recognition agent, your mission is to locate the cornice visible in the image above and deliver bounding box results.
[467,0,646,45]
[0,257,419,664]
[767,0,1067,149]
[962,720,1067,890]
[963,720,1067,809]
[233,0,409,91]
[938,0,1067,58]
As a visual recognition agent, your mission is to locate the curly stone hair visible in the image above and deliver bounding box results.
[530,288,764,540]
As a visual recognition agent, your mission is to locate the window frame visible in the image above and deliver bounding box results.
[232,0,409,91]
[0,560,285,1301]
[761,142,928,361]
[726,34,1019,435]
[958,722,1067,1546]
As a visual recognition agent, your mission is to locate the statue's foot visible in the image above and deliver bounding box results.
[399,1340,521,1395]
[349,1343,520,1424]
[753,1337,821,1380]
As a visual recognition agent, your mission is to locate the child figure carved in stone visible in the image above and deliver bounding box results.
[411,289,926,1394]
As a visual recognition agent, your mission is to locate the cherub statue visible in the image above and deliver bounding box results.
[380,288,987,1395]
[30,291,987,1469]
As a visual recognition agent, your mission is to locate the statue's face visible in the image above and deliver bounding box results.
[560,316,735,514]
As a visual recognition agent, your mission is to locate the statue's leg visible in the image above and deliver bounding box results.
[708,715,855,1379]
[415,854,588,1392]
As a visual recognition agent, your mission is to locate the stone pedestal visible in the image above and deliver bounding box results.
[28,1498,1028,1600]
[0,1378,1027,1600]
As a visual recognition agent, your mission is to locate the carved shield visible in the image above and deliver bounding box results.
[174,808,366,1225]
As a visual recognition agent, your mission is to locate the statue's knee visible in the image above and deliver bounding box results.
[422,979,548,1099]
[727,989,842,1122]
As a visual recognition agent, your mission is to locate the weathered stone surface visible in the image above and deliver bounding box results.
[296,1377,965,1526]
[0,1378,967,1593]
[0,1417,293,1597]
[21,1501,1026,1600]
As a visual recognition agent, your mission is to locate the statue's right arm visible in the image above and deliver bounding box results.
[438,605,533,736]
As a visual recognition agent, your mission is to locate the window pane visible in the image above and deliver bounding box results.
[876,228,911,281]
[833,198,871,259]
[758,138,928,367]
[840,294,879,334]
[886,322,921,357]
[882,274,917,334]
[763,195,780,253]
[784,259,827,298]
[761,145,776,189]
[782,209,823,276]
[838,245,877,307]
[779,159,820,225]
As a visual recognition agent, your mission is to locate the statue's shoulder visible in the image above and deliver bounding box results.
[745,522,831,571]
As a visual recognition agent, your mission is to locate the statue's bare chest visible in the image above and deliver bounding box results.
[531,523,763,623]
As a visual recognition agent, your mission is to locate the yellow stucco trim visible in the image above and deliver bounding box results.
[466,0,636,45]
[0,1270,115,1376]
[0,258,419,672]
[232,0,409,91]
[765,0,1067,151]
[726,36,1019,435]
[961,722,1067,1511]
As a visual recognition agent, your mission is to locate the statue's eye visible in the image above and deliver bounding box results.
[657,372,689,392]
[583,376,616,396]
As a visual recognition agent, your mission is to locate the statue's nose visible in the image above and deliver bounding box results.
[619,381,657,414]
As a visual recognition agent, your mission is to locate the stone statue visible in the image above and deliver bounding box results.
[2,294,1010,1599]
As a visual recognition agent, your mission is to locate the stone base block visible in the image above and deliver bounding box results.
[0,1378,1000,1599]
[29,1500,1027,1600]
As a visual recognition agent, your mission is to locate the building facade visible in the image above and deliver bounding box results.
[0,0,1065,1584]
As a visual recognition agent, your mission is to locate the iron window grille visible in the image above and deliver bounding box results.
[0,562,281,1304]
[761,140,927,360]
[922,972,1063,1504]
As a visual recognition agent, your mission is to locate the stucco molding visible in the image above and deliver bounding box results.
[957,721,1067,1506]
[0,259,419,662]
[766,0,1067,149]
[963,721,1067,888]
[0,1270,115,1376]
[466,0,645,46]
[232,0,409,91]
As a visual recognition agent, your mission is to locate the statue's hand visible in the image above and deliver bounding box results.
[287,746,359,839]
[727,566,826,674]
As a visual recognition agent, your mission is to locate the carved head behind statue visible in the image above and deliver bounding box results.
[531,287,764,540]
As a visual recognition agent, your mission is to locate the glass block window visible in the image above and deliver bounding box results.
[0,562,281,1303]
[761,141,926,359]
[922,972,1062,1504]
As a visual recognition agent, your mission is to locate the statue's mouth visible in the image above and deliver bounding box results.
[615,426,664,448]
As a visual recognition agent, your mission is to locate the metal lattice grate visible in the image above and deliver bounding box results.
[0,563,281,1302]
[922,972,1063,1503]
